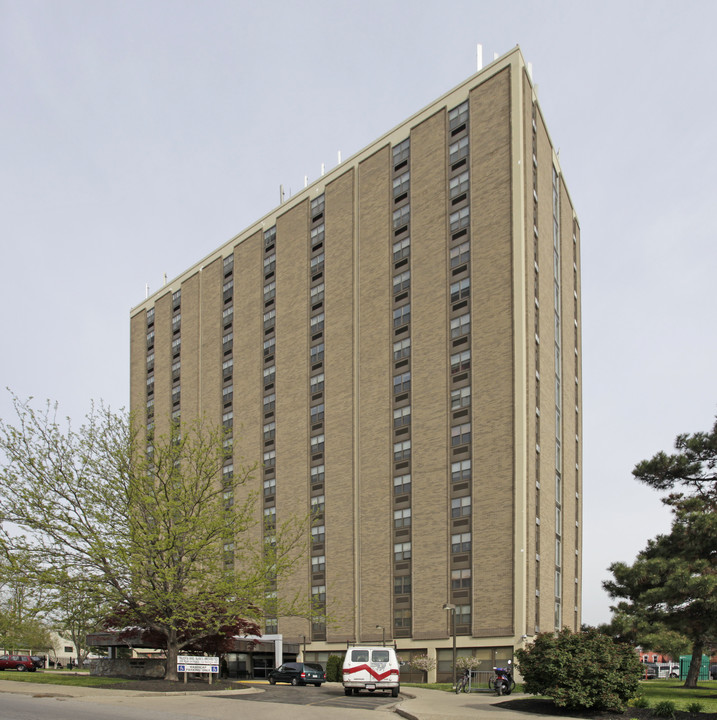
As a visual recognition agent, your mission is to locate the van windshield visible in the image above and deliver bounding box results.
[372,650,390,663]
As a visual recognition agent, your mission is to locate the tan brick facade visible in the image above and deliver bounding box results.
[129,47,581,671]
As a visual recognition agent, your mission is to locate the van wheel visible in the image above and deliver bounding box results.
[344,688,352,696]
[392,687,399,698]
[353,688,360,694]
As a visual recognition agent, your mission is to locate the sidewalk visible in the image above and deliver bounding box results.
[397,687,565,720]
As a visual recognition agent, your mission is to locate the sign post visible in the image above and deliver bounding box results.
[177,655,220,685]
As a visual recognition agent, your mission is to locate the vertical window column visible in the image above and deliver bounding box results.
[446,100,472,634]
[391,138,412,638]
[308,194,327,641]
[261,226,279,635]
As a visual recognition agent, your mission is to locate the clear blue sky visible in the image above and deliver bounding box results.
[2,0,715,626]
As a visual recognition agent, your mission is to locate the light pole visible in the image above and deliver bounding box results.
[443,603,456,688]
[375,625,385,646]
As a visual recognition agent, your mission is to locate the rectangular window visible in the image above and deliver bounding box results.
[311,525,325,543]
[311,283,325,303]
[393,405,411,427]
[222,306,234,325]
[456,604,471,625]
[450,169,470,198]
[393,337,411,361]
[394,507,411,528]
[263,253,276,276]
[394,541,411,561]
[450,350,471,374]
[451,422,471,447]
[449,136,469,165]
[310,312,325,333]
[311,494,325,514]
[451,460,471,482]
[263,421,276,441]
[312,555,326,572]
[450,313,470,339]
[393,270,410,294]
[451,568,471,589]
[310,224,325,249]
[263,281,276,302]
[263,393,275,413]
[393,304,411,328]
[311,194,325,221]
[310,253,324,274]
[263,365,276,387]
[263,478,276,496]
[394,473,411,494]
[450,386,471,410]
[223,278,234,294]
[393,372,411,394]
[451,532,471,553]
[222,410,233,429]
[263,337,276,357]
[311,465,325,483]
[393,237,410,263]
[263,308,276,329]
[310,343,324,364]
[393,171,410,200]
[449,206,470,235]
[310,373,324,394]
[311,434,325,454]
[450,241,470,268]
[264,226,276,250]
[393,138,409,169]
[263,506,276,530]
[450,278,470,303]
[394,575,412,594]
[448,101,469,131]
[393,205,410,232]
[311,404,325,423]
[393,439,411,461]
[263,450,275,468]
[394,608,411,628]
[451,495,471,518]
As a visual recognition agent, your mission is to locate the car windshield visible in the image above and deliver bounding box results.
[372,650,390,663]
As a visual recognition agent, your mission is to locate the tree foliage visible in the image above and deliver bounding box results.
[515,628,642,712]
[0,394,308,680]
[604,416,717,688]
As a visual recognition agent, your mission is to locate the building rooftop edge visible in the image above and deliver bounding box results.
[130,45,530,316]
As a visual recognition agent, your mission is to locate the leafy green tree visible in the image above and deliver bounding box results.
[604,417,717,688]
[0,395,308,680]
[515,628,642,712]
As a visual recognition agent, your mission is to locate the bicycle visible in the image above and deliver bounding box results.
[454,668,470,693]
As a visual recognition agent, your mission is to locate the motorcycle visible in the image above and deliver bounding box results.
[491,661,516,696]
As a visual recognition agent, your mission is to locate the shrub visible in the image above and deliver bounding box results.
[686,702,704,714]
[515,627,643,712]
[652,700,677,718]
[631,695,651,708]
[325,655,343,683]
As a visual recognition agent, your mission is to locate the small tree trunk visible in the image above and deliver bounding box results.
[165,629,179,682]
[683,639,703,689]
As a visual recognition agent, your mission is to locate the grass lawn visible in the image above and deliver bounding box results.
[637,680,717,713]
[0,672,130,688]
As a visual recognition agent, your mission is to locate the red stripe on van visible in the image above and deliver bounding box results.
[343,664,399,681]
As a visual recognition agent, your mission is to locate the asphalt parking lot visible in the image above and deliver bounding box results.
[219,682,400,710]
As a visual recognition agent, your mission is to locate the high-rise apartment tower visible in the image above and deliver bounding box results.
[130,46,582,680]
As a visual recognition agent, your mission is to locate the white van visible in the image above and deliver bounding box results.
[342,646,400,697]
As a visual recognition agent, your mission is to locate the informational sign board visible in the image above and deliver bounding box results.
[177,655,219,674]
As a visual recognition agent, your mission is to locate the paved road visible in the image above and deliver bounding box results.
[225,682,398,709]
[0,685,398,720]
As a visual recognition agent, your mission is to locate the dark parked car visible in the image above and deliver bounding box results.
[0,655,37,672]
[30,656,45,669]
[268,662,325,686]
